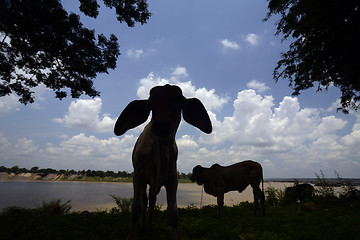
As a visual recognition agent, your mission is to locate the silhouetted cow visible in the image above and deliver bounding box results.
[190,160,265,217]
[285,183,314,203]
[114,84,212,240]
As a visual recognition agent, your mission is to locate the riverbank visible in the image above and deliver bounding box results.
[0,180,294,212]
[2,171,360,187]
[0,172,133,183]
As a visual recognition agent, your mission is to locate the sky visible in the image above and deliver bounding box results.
[1,0,360,178]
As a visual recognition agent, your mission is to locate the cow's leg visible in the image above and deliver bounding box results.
[252,184,261,215]
[217,194,224,218]
[165,175,180,240]
[260,189,265,215]
[127,180,147,240]
[148,186,161,236]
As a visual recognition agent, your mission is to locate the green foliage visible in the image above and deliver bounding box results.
[0,165,134,182]
[264,0,360,113]
[0,165,191,183]
[1,197,360,240]
[314,170,337,199]
[334,171,360,200]
[0,0,150,104]
[109,195,133,213]
[265,185,286,206]
[36,199,72,214]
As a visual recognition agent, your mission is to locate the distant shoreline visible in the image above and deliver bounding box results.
[0,172,133,183]
[0,172,191,183]
[2,172,360,186]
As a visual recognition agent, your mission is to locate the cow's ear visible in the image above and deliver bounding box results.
[114,100,151,136]
[210,163,221,169]
[193,165,202,173]
[182,98,212,134]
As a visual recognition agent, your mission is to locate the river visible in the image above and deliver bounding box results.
[0,181,294,212]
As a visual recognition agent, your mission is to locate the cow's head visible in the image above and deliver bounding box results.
[190,165,204,185]
[114,84,212,137]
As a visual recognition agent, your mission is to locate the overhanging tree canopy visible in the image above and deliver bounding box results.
[264,0,360,113]
[0,0,150,104]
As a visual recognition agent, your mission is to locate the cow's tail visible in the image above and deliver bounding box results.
[261,167,264,193]
[260,167,265,215]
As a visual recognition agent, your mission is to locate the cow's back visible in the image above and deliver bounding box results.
[221,160,262,192]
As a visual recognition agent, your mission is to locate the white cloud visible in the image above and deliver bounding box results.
[220,39,240,50]
[171,67,188,77]
[0,132,137,171]
[136,68,229,111]
[137,72,169,98]
[127,49,144,59]
[177,135,199,149]
[0,94,20,116]
[2,67,360,178]
[129,70,359,177]
[195,90,360,177]
[0,84,51,114]
[244,33,260,46]
[53,98,115,133]
[247,79,270,93]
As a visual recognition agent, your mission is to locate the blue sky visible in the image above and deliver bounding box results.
[1,0,359,178]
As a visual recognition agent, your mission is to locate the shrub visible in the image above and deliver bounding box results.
[314,170,336,199]
[36,199,72,214]
[265,185,285,206]
[109,195,133,212]
[335,171,360,200]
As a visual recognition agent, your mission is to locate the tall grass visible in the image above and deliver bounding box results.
[1,175,359,240]
[109,194,133,213]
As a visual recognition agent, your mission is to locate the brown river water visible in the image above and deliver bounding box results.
[0,181,295,212]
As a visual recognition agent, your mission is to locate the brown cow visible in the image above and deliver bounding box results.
[285,183,314,203]
[190,160,265,217]
[114,84,212,240]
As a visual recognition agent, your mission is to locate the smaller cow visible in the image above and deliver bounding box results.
[190,160,265,217]
[285,183,314,203]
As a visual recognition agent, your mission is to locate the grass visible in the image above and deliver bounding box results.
[1,175,359,240]
[1,195,359,240]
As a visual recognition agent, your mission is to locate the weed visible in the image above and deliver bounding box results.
[334,171,360,200]
[265,184,285,206]
[314,170,336,199]
[36,199,72,214]
[1,197,360,240]
[109,194,133,213]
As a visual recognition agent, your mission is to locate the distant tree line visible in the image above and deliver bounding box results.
[0,165,133,178]
[0,165,192,180]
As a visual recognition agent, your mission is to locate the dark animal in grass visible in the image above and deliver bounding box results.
[114,84,212,240]
[300,201,316,212]
[285,183,314,203]
[190,160,265,217]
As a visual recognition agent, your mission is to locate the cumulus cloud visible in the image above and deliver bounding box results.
[3,67,360,178]
[0,84,52,114]
[127,49,144,59]
[171,67,188,77]
[0,94,20,116]
[136,68,229,111]
[53,98,115,132]
[247,79,270,93]
[177,135,199,149]
[0,132,136,171]
[244,33,260,46]
[220,39,240,50]
[193,90,360,177]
